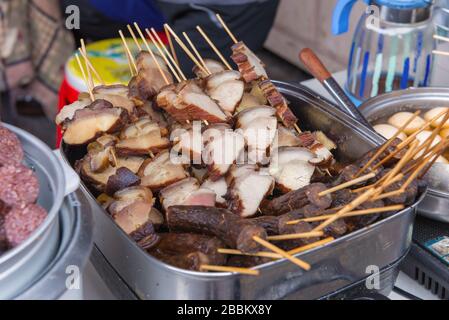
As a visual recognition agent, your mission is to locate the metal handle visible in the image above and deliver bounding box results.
[53,149,80,196]
[299,48,372,128]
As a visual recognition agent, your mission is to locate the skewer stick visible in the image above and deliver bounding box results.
[74,53,94,101]
[145,28,181,83]
[313,188,377,232]
[77,47,105,85]
[196,26,232,70]
[351,173,403,194]
[200,264,259,276]
[252,236,311,271]
[215,14,238,44]
[80,39,95,90]
[294,123,302,134]
[423,109,449,155]
[150,28,186,81]
[267,231,324,241]
[119,30,138,75]
[381,140,419,187]
[287,205,404,224]
[109,148,118,167]
[433,50,449,57]
[217,248,281,259]
[165,25,179,66]
[287,237,335,255]
[133,23,170,85]
[164,24,209,75]
[182,31,210,74]
[434,34,449,43]
[355,110,420,177]
[126,24,142,51]
[319,172,376,197]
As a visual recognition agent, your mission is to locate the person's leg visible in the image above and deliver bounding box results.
[155,0,279,76]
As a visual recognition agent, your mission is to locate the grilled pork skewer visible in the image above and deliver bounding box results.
[166,205,268,254]
[150,250,210,271]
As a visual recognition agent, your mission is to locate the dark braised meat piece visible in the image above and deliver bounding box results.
[167,206,268,254]
[323,219,348,238]
[130,222,160,250]
[105,167,141,196]
[277,218,319,250]
[226,255,271,268]
[249,216,280,235]
[261,183,332,216]
[153,233,227,266]
[150,250,210,271]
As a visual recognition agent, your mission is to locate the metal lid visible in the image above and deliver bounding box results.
[374,0,433,23]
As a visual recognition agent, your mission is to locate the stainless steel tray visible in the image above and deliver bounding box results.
[359,87,449,223]
[61,82,424,299]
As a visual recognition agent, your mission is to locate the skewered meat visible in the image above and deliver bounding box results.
[0,164,39,206]
[129,51,173,105]
[231,41,268,82]
[274,126,301,148]
[62,100,128,145]
[226,166,274,217]
[156,81,228,123]
[277,219,319,250]
[269,147,316,192]
[249,216,280,235]
[201,177,228,205]
[55,98,90,125]
[150,250,210,271]
[92,84,136,116]
[77,154,144,192]
[258,80,298,128]
[4,203,47,247]
[129,222,160,250]
[138,101,168,128]
[151,233,227,266]
[261,183,332,216]
[296,132,334,167]
[116,118,170,156]
[171,127,203,163]
[0,126,24,166]
[314,131,337,151]
[167,205,268,254]
[236,93,262,113]
[193,59,226,78]
[206,70,244,114]
[138,150,188,191]
[235,105,276,129]
[159,177,216,211]
[202,124,245,180]
[105,167,141,196]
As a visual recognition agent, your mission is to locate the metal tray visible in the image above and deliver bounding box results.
[61,82,424,299]
[359,87,449,223]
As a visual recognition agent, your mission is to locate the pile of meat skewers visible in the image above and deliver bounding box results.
[56,18,437,275]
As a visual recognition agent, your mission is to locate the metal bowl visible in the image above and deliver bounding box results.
[0,123,79,299]
[359,87,449,223]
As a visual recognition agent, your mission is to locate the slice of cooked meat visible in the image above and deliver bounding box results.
[231,41,268,82]
[55,98,90,125]
[205,70,241,91]
[183,188,216,207]
[235,105,276,129]
[269,147,316,192]
[138,101,168,128]
[136,51,168,72]
[208,80,244,114]
[105,167,141,196]
[226,167,274,217]
[138,150,188,191]
[193,58,226,78]
[89,146,113,173]
[171,127,203,163]
[274,126,301,148]
[115,118,170,156]
[201,177,228,205]
[236,93,262,113]
[87,134,118,153]
[93,92,136,116]
[159,177,199,211]
[62,100,128,145]
[93,84,129,97]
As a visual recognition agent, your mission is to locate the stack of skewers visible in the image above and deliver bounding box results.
[56,16,444,276]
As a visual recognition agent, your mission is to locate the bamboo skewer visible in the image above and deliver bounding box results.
[164,24,209,75]
[182,31,210,74]
[216,14,238,44]
[74,53,94,101]
[267,231,324,241]
[133,23,170,85]
[355,110,420,178]
[165,25,179,66]
[80,39,95,90]
[196,26,232,70]
[126,24,142,51]
[288,237,335,255]
[381,140,419,187]
[200,264,259,276]
[351,173,404,194]
[145,28,182,83]
[77,46,104,85]
[150,28,186,81]
[252,236,311,270]
[318,172,376,197]
[118,30,138,75]
[287,205,404,225]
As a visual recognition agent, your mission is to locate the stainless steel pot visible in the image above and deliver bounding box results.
[61,82,424,300]
[359,87,449,223]
[0,123,80,299]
